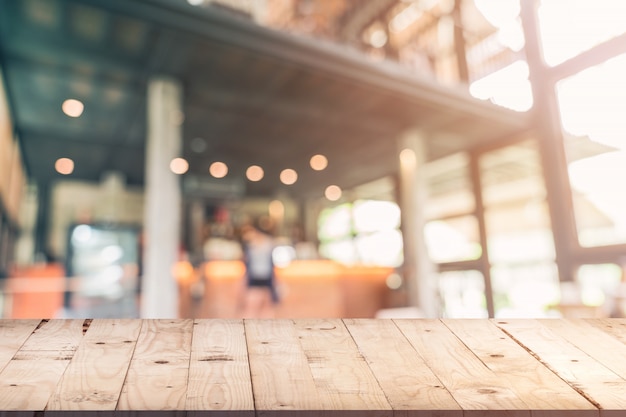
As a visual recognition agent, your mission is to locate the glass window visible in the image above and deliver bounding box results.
[551,263,623,318]
[538,0,626,66]
[425,216,482,263]
[318,199,403,267]
[557,54,626,247]
[480,140,558,317]
[425,152,474,220]
[576,263,622,308]
[438,270,488,318]
[491,262,560,317]
[469,60,533,112]
[423,152,481,264]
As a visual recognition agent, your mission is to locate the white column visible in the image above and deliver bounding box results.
[142,76,183,318]
[398,129,438,317]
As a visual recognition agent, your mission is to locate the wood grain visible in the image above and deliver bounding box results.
[293,319,390,414]
[540,319,626,380]
[495,319,626,410]
[395,319,529,416]
[244,319,324,412]
[443,319,597,417]
[186,319,254,415]
[0,319,84,410]
[117,319,193,410]
[47,319,143,410]
[344,319,461,417]
[0,320,40,371]
[586,318,626,345]
[0,318,615,415]
[18,319,85,353]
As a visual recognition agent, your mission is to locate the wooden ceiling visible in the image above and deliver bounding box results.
[0,0,530,200]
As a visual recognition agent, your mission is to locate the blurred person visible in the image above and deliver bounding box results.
[239,217,278,318]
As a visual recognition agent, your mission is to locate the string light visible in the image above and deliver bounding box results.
[280,168,298,185]
[246,165,264,182]
[310,154,328,171]
[325,185,342,201]
[62,99,84,117]
[55,158,74,175]
[209,161,228,178]
[170,158,189,174]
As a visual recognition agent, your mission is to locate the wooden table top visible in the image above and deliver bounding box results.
[0,318,625,416]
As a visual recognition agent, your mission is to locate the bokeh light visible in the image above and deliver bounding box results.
[325,185,342,201]
[170,157,189,174]
[246,165,264,182]
[310,154,328,171]
[62,99,84,117]
[209,161,228,178]
[55,157,74,175]
[280,168,298,185]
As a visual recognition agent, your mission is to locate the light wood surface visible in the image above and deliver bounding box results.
[0,319,624,415]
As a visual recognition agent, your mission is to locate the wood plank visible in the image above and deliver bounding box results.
[0,319,84,410]
[46,319,143,410]
[18,319,85,352]
[344,318,462,417]
[117,319,193,411]
[0,320,40,371]
[586,318,626,345]
[394,319,530,416]
[244,319,324,414]
[292,319,390,415]
[442,319,597,417]
[541,319,626,381]
[495,319,626,410]
[185,319,254,417]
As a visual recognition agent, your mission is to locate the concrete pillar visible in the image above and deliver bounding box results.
[398,129,438,317]
[142,77,183,318]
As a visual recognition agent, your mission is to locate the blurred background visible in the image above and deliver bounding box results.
[1,0,626,319]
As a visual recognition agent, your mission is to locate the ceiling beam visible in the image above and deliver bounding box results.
[20,127,144,150]
[71,0,531,129]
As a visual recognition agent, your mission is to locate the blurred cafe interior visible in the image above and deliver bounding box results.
[1,0,626,319]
